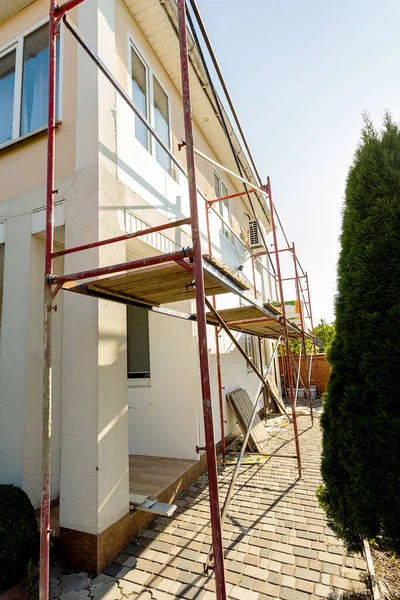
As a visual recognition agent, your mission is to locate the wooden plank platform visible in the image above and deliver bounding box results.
[63,254,250,307]
[227,388,269,453]
[129,455,197,498]
[204,304,302,340]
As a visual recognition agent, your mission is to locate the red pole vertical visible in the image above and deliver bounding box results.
[40,2,57,600]
[205,207,226,462]
[292,244,313,424]
[306,273,321,397]
[177,3,226,598]
[251,257,267,415]
[266,178,302,477]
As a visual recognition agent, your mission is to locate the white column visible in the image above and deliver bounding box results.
[60,0,129,537]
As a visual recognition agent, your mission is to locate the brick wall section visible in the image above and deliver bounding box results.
[279,353,331,395]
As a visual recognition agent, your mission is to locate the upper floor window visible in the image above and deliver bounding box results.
[213,170,234,244]
[130,43,172,176]
[0,23,60,147]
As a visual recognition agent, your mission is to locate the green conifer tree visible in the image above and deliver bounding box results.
[318,114,400,553]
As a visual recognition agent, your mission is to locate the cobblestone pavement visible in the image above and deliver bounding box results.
[49,416,371,600]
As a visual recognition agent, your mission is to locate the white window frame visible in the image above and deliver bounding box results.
[244,333,258,373]
[0,18,64,150]
[213,169,234,244]
[127,37,173,176]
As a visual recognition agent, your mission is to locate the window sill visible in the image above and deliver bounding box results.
[128,378,151,389]
[0,121,62,156]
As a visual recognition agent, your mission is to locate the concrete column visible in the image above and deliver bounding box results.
[59,0,129,571]
[0,214,32,488]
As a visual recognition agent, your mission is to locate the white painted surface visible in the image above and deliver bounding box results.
[0,0,279,543]
[32,201,65,234]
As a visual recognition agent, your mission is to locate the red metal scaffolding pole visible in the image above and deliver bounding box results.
[292,243,313,424]
[205,203,226,463]
[40,0,58,598]
[177,2,227,599]
[305,272,321,396]
[266,177,302,478]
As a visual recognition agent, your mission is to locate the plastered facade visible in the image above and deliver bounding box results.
[0,0,277,541]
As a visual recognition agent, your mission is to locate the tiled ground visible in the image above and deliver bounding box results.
[49,416,371,600]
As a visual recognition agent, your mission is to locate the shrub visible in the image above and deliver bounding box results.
[0,484,39,590]
[318,113,400,553]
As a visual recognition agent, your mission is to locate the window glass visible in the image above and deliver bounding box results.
[131,48,148,150]
[153,76,171,173]
[0,51,16,144]
[127,306,150,379]
[20,24,60,136]
[214,171,221,198]
[244,334,257,372]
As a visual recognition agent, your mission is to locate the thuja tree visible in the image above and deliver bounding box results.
[318,114,400,553]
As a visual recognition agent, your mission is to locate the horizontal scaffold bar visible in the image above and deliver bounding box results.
[50,249,193,285]
[52,217,191,258]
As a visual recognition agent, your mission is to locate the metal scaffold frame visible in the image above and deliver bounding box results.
[39,2,319,600]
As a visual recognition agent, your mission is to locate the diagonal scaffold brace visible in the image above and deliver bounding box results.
[204,334,283,572]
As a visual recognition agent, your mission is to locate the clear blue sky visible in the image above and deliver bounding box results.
[196,0,399,323]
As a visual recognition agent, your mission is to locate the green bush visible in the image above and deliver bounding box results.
[319,114,400,553]
[0,484,39,590]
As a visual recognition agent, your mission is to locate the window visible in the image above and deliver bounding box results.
[153,76,171,173]
[127,306,150,380]
[244,334,258,372]
[0,22,60,146]
[130,44,172,176]
[213,170,234,243]
[131,47,149,150]
[0,51,16,144]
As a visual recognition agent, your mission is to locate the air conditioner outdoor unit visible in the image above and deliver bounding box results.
[248,220,266,250]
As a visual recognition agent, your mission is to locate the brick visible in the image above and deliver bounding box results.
[281,575,295,587]
[243,554,259,567]
[243,565,267,581]
[227,562,244,574]
[318,552,343,565]
[308,559,322,572]
[281,564,295,576]
[253,581,280,597]
[281,586,309,600]
[296,579,315,594]
[267,571,281,585]
[331,575,352,590]
[269,551,294,565]
[240,577,254,590]
[340,567,362,581]
[294,567,320,583]
[293,547,317,559]
[315,583,332,597]
[322,562,340,575]
[321,573,331,585]
[295,557,308,568]
[230,586,258,600]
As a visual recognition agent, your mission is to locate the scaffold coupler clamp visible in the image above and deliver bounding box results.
[204,552,215,575]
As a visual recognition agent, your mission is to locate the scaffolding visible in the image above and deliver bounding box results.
[39,1,320,600]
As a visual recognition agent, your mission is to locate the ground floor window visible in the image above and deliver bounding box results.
[127,306,150,380]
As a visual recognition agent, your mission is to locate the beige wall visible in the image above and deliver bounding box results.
[114,0,255,248]
[0,0,78,202]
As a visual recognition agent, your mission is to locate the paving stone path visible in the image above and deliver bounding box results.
[49,416,371,599]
